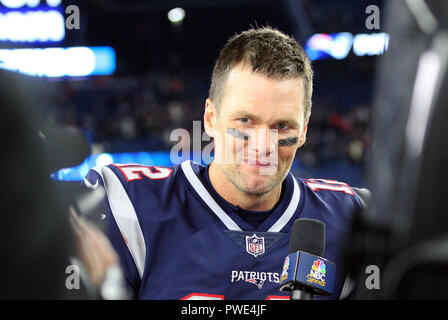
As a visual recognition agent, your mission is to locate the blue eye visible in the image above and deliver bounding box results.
[276,123,289,130]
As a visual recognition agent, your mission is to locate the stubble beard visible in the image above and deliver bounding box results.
[219,163,285,197]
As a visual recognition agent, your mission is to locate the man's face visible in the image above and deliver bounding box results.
[205,64,308,197]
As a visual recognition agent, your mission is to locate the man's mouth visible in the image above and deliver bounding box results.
[242,159,278,167]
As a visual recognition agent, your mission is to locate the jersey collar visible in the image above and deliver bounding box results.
[180,160,301,232]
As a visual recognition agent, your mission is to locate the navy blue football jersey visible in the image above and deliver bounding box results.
[84,160,365,300]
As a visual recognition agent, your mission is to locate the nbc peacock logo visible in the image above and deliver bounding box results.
[312,259,326,275]
[307,259,327,286]
[280,256,290,282]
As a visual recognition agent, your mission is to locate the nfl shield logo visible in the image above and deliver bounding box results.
[246,234,265,257]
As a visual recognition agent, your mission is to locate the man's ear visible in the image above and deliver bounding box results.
[204,98,218,138]
[298,119,309,148]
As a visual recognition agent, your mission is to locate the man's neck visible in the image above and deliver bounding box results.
[208,162,282,212]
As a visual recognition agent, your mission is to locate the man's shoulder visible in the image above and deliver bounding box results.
[295,177,370,216]
[83,162,188,196]
[298,177,368,205]
[294,177,369,232]
[83,162,193,222]
[83,160,209,198]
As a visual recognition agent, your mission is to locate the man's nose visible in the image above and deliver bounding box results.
[249,127,278,156]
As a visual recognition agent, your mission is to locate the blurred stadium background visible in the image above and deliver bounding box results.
[4,0,448,301]
[0,0,386,187]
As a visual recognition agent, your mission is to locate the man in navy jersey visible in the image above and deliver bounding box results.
[85,27,368,300]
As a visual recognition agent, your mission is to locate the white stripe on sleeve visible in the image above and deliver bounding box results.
[101,166,146,279]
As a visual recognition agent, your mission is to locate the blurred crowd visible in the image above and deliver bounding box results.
[48,72,206,152]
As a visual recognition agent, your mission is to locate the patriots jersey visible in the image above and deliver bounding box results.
[84,160,366,300]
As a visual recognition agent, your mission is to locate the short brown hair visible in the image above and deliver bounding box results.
[209,27,313,121]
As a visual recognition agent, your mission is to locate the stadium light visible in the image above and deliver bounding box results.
[0,10,65,42]
[167,7,185,24]
[52,152,174,181]
[46,0,61,6]
[0,0,61,8]
[95,153,114,167]
[0,46,116,77]
[353,33,390,56]
[305,32,389,61]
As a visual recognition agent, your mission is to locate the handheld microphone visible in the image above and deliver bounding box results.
[279,218,336,300]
